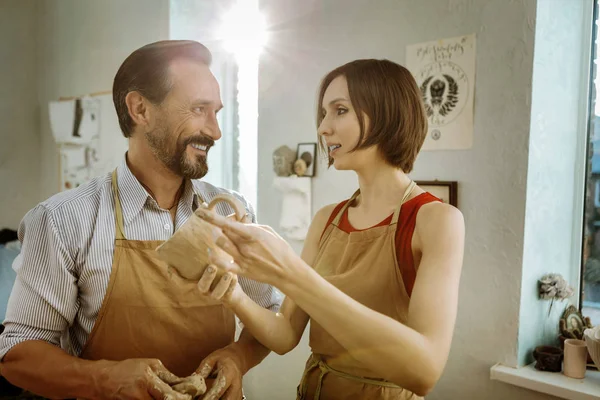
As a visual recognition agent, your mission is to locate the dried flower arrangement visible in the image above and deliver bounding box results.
[538,273,574,316]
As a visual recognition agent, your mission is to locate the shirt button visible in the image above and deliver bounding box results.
[163,224,170,230]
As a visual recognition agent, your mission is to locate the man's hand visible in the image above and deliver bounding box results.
[94,358,191,400]
[195,346,245,400]
[168,263,246,309]
[197,266,245,308]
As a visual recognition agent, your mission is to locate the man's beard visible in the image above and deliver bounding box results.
[146,126,214,180]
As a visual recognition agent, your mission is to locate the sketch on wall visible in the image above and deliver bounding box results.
[49,96,101,145]
[50,94,127,191]
[406,34,476,151]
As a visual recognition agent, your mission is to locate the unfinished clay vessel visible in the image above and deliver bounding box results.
[171,374,207,397]
[156,193,249,282]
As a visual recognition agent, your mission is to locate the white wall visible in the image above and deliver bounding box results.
[36,0,170,200]
[252,0,564,399]
[0,0,40,230]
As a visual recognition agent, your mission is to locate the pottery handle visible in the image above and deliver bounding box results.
[204,194,247,222]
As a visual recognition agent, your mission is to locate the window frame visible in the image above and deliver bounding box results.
[578,0,598,316]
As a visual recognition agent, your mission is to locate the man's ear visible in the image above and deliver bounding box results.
[125,91,152,129]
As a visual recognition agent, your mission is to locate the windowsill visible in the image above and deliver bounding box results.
[490,363,600,399]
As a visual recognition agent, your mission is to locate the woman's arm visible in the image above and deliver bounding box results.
[207,205,338,355]
[201,202,464,396]
[279,203,464,396]
[228,295,304,355]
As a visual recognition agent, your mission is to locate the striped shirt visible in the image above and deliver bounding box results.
[0,157,282,359]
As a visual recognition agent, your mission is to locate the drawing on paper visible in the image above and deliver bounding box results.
[406,34,476,151]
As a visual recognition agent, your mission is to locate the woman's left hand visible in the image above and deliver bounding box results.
[195,207,301,286]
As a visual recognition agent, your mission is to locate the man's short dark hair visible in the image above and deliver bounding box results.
[113,40,212,137]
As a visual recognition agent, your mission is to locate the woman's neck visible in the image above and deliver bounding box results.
[354,162,413,212]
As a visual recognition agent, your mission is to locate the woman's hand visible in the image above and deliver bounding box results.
[195,207,302,286]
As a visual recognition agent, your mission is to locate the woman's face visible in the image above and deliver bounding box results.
[318,75,377,171]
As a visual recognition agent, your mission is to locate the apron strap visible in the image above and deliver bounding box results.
[111,169,206,241]
[331,190,360,226]
[331,182,415,228]
[298,354,403,400]
[111,169,126,241]
[391,181,416,225]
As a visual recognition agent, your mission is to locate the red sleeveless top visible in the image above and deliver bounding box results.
[321,192,440,297]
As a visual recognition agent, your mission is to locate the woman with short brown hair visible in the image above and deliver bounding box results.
[196,59,465,400]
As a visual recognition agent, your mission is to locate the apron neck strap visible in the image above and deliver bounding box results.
[391,180,416,224]
[332,181,415,227]
[331,190,360,226]
[111,169,127,240]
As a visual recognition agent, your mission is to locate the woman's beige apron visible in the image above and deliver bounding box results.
[80,170,235,377]
[298,182,423,400]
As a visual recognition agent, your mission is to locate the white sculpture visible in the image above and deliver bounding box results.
[272,176,311,241]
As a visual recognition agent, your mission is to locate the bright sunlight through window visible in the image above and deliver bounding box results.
[218,0,268,211]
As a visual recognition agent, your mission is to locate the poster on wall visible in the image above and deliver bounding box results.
[406,34,476,151]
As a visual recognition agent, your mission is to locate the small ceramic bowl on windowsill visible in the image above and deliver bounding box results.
[584,327,600,370]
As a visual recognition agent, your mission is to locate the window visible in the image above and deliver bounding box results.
[170,0,266,210]
[582,0,600,325]
[169,1,240,192]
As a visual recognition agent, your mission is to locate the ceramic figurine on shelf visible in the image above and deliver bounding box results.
[272,145,296,177]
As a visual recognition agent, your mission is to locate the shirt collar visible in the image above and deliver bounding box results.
[115,155,202,225]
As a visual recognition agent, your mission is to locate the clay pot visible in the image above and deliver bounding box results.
[533,346,563,372]
[560,335,594,364]
[563,339,588,379]
[156,194,249,283]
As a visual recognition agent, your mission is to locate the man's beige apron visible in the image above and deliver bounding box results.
[80,170,235,377]
[298,182,423,400]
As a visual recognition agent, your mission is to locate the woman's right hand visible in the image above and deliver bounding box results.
[195,207,303,288]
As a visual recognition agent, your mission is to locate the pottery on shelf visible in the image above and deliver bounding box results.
[584,327,600,370]
[273,145,296,177]
[533,346,563,372]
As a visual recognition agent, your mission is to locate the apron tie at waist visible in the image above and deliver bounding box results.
[298,354,402,400]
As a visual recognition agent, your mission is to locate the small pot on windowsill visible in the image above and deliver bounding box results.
[533,346,563,372]
[559,335,594,364]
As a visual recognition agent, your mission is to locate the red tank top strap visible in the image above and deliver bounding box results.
[319,200,349,242]
[395,192,441,297]
[317,192,441,298]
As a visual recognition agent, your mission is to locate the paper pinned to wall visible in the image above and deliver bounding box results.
[53,93,127,192]
[61,146,87,170]
[49,96,100,145]
[406,34,476,151]
[78,96,101,140]
[59,144,96,190]
[273,176,312,241]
